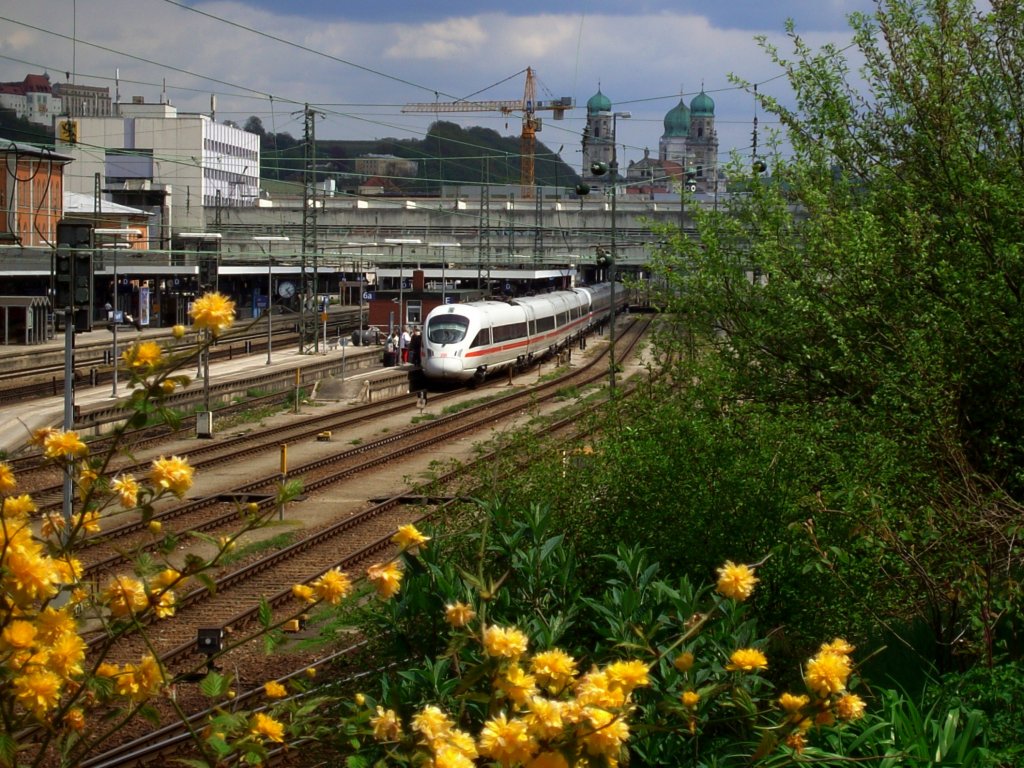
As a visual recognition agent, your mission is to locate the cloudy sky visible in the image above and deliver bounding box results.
[0,1,875,173]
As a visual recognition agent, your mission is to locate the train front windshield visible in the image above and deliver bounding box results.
[427,314,470,345]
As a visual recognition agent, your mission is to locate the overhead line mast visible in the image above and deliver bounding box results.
[402,68,572,198]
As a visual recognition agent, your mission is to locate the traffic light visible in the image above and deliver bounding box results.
[55,247,73,310]
[198,257,218,291]
[590,161,608,176]
[55,221,94,331]
[575,182,591,196]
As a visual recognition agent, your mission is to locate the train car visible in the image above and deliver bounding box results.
[422,283,623,383]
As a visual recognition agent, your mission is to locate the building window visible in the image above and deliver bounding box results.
[406,300,422,326]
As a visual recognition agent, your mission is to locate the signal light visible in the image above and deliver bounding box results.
[590,161,608,176]
[575,183,591,196]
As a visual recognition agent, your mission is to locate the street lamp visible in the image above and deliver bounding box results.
[94,228,138,398]
[428,242,460,305]
[384,238,421,330]
[254,236,290,365]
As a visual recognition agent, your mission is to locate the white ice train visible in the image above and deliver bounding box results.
[421,283,624,383]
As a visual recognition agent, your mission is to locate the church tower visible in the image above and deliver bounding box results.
[581,87,614,180]
[659,97,690,166]
[687,88,718,192]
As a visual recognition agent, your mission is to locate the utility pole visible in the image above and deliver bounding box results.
[300,104,322,353]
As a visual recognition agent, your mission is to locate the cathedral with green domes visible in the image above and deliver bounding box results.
[581,85,721,196]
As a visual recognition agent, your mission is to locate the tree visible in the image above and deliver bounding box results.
[649,0,1024,670]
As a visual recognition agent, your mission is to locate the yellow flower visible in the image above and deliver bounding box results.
[779,692,810,713]
[605,659,650,694]
[149,455,194,497]
[3,493,37,519]
[575,668,626,709]
[4,548,61,605]
[102,575,149,618]
[30,427,57,447]
[190,292,236,335]
[478,713,538,767]
[171,324,186,339]
[64,707,86,732]
[111,474,140,508]
[148,520,162,534]
[151,590,177,619]
[250,712,285,743]
[820,637,855,656]
[785,731,807,753]
[305,666,317,678]
[525,697,564,739]
[122,340,165,371]
[43,430,88,459]
[366,561,403,600]
[497,665,538,706]
[483,625,530,660]
[412,704,454,746]
[73,510,101,533]
[726,648,768,672]
[0,461,17,493]
[2,619,38,649]
[804,651,851,696]
[47,631,86,678]
[34,607,77,644]
[150,568,181,591]
[311,568,352,604]
[716,560,759,601]
[370,706,401,741]
[582,707,630,761]
[292,583,315,603]
[264,680,287,699]
[392,523,430,553]
[674,651,695,672]
[836,693,866,720]
[444,601,476,628]
[530,649,578,692]
[681,690,701,708]
[14,669,63,718]
[527,752,569,768]
[434,745,474,768]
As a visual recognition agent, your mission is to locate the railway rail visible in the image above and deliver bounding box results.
[0,308,364,405]
[63,319,648,768]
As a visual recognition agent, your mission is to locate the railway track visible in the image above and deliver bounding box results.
[30,320,649,767]
[0,309,362,405]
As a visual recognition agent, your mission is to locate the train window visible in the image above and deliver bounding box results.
[492,322,528,343]
[427,314,469,344]
[556,312,568,327]
[536,315,555,333]
[471,328,491,347]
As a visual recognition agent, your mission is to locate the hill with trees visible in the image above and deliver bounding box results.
[243,116,579,195]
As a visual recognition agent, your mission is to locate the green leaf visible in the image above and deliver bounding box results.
[258,597,272,628]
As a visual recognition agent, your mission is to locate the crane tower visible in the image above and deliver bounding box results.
[402,68,572,199]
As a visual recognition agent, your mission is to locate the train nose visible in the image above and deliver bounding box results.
[423,354,463,379]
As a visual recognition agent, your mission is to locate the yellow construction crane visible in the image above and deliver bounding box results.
[402,67,572,199]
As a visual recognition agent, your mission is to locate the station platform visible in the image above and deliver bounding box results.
[0,327,391,456]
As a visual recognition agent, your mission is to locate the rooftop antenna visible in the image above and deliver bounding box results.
[211,94,216,121]
[161,78,167,105]
[115,68,120,107]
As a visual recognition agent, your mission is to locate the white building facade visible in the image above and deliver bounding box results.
[56,98,260,245]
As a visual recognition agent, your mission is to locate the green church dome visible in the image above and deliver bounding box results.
[663,99,690,137]
[587,88,612,115]
[690,89,715,117]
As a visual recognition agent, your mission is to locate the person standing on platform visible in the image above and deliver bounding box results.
[400,326,411,363]
[409,328,422,366]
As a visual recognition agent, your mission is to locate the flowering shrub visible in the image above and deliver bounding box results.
[0,294,990,766]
